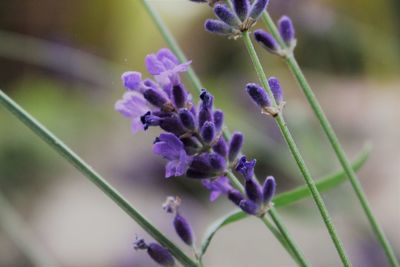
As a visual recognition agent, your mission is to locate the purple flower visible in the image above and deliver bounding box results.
[115,91,150,134]
[228,132,244,162]
[145,48,191,88]
[268,77,284,104]
[246,83,272,108]
[262,176,276,204]
[205,19,237,36]
[153,133,192,178]
[233,0,250,21]
[214,4,241,27]
[174,213,195,247]
[236,156,256,181]
[249,0,269,20]
[202,176,232,201]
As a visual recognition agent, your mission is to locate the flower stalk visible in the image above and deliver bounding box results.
[241,30,352,267]
[261,11,399,267]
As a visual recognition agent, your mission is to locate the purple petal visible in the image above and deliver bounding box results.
[115,91,148,118]
[131,117,145,134]
[157,48,179,65]
[121,71,142,91]
[145,54,165,75]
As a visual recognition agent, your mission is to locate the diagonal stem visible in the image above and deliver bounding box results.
[0,90,198,267]
[261,11,399,267]
[242,30,352,267]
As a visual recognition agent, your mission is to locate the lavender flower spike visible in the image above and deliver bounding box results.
[134,238,175,267]
[262,176,276,204]
[214,4,241,27]
[254,29,280,53]
[278,15,296,47]
[249,0,269,21]
[246,83,271,108]
[153,133,192,178]
[268,77,284,104]
[115,91,150,134]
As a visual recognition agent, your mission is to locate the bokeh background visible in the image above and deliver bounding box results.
[0,0,399,266]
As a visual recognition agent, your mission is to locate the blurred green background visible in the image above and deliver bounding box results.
[0,0,399,266]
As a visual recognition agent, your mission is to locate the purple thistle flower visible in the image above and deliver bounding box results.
[213,109,224,133]
[174,213,195,246]
[134,238,175,267]
[145,48,191,88]
[278,15,295,46]
[262,176,276,204]
[178,109,196,131]
[246,83,272,108]
[228,132,244,162]
[233,0,250,22]
[239,199,260,215]
[205,19,236,36]
[214,4,241,27]
[236,156,256,181]
[115,91,150,134]
[153,133,192,178]
[202,176,232,201]
[268,77,284,104]
[200,121,216,144]
[254,29,280,53]
[249,0,269,21]
[212,136,228,158]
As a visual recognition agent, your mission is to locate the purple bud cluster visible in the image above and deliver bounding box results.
[203,0,269,38]
[116,48,277,217]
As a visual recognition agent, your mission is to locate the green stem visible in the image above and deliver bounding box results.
[226,171,308,266]
[242,31,351,267]
[0,90,197,267]
[267,209,309,267]
[140,0,203,93]
[0,192,61,267]
[261,11,398,267]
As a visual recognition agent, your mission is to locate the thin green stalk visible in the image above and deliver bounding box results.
[0,192,61,267]
[242,31,351,267]
[0,90,197,267]
[267,209,309,267]
[226,171,309,266]
[261,12,398,267]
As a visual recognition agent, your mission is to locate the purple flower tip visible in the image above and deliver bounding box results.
[246,83,272,108]
[254,29,280,53]
[278,15,295,46]
[236,156,256,181]
[249,0,269,20]
[174,213,195,246]
[228,132,244,162]
[233,0,250,21]
[214,4,240,27]
[268,77,284,104]
[204,19,235,36]
[262,176,276,204]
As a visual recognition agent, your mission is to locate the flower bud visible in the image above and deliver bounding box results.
[228,132,244,162]
[159,116,186,136]
[200,121,216,144]
[254,29,280,53]
[209,153,226,172]
[205,19,236,36]
[233,0,250,21]
[262,176,276,204]
[239,199,259,215]
[228,189,245,206]
[178,109,196,131]
[278,15,295,46]
[212,136,228,157]
[134,238,175,267]
[198,89,214,128]
[236,156,256,181]
[245,178,263,205]
[172,83,188,108]
[246,83,271,108]
[174,213,195,246]
[213,109,224,133]
[268,77,284,104]
[249,0,269,21]
[141,111,161,130]
[214,4,240,27]
[143,88,168,108]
